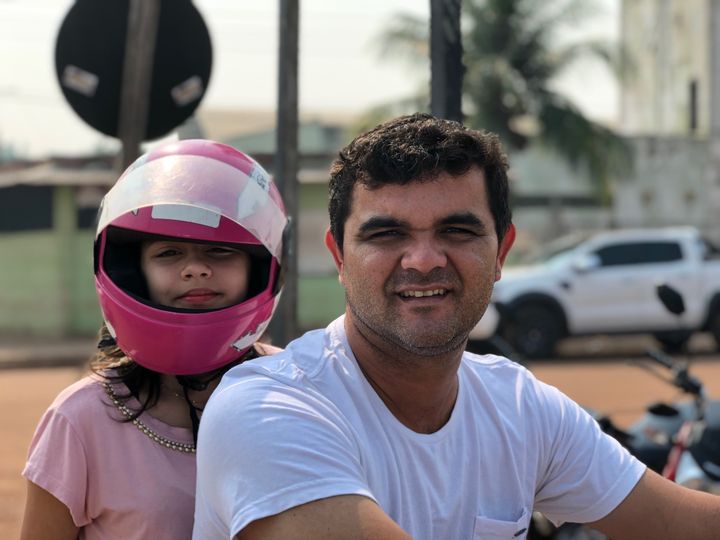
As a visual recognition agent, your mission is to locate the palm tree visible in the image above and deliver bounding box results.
[371,0,632,202]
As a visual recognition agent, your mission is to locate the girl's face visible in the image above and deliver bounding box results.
[140,239,251,310]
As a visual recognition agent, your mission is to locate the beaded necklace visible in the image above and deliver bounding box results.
[102,382,195,454]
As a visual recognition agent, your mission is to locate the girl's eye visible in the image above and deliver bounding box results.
[207,247,238,255]
[155,249,180,258]
[442,227,476,236]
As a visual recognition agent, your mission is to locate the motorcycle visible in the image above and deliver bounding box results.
[673,421,720,494]
[529,351,708,539]
[529,283,720,539]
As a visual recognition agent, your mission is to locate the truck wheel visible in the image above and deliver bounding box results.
[709,310,720,351]
[505,303,562,359]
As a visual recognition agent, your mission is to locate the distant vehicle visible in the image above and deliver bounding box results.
[477,226,720,358]
[468,303,500,342]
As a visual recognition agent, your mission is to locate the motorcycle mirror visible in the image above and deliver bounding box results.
[656,283,685,316]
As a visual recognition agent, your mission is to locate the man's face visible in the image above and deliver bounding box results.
[325,167,515,356]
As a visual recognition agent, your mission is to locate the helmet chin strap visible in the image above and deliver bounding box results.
[176,369,225,443]
[175,345,260,443]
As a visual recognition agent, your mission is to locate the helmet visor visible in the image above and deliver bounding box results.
[97,154,287,260]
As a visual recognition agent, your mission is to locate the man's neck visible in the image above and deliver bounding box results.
[344,315,464,434]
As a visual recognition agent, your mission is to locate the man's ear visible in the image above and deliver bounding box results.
[495,224,516,282]
[324,228,344,281]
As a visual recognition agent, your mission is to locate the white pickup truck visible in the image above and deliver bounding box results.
[471,226,720,358]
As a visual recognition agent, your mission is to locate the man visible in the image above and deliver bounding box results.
[193,113,720,539]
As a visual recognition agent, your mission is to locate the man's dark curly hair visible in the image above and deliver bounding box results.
[328,113,512,250]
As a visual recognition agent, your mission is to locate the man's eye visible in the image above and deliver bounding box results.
[442,227,477,236]
[367,230,402,240]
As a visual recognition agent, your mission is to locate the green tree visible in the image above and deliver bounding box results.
[369,0,632,202]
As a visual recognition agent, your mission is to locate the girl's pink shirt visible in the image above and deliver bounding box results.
[23,375,196,539]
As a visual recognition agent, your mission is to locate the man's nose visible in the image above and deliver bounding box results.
[400,238,447,273]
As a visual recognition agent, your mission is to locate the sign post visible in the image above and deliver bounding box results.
[117,0,161,170]
[430,0,464,122]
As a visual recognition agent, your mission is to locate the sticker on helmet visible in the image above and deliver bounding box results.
[249,165,270,193]
[236,178,270,221]
[231,323,267,351]
[151,204,221,228]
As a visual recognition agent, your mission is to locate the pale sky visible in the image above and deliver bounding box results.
[0,0,618,158]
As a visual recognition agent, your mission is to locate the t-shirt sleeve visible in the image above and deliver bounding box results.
[22,405,91,527]
[194,375,375,539]
[529,376,646,525]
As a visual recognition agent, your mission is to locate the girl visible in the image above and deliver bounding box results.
[20,139,287,539]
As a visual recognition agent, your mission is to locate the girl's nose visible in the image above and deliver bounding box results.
[182,257,212,279]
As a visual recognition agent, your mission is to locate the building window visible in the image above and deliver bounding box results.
[689,79,698,133]
[75,186,105,229]
[0,185,53,231]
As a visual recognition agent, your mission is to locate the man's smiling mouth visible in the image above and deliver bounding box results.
[399,289,448,298]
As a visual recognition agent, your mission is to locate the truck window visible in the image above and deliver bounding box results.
[701,237,720,260]
[594,241,683,267]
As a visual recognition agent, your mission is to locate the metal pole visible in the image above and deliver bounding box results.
[711,0,720,138]
[270,0,300,346]
[709,0,720,225]
[117,0,161,172]
[430,0,463,122]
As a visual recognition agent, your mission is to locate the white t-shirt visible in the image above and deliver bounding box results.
[193,317,645,540]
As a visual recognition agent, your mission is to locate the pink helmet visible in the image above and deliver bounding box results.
[94,139,288,375]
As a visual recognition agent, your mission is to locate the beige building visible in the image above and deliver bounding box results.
[620,0,712,137]
[613,0,720,233]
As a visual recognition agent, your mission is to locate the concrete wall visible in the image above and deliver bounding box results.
[0,227,99,337]
[612,136,720,233]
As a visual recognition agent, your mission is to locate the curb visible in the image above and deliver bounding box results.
[0,341,96,370]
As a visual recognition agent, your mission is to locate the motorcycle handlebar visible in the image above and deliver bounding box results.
[646,348,675,370]
[645,348,704,397]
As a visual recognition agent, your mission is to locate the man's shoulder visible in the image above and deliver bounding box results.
[215,321,347,397]
[460,351,546,402]
[461,351,528,374]
[198,322,358,457]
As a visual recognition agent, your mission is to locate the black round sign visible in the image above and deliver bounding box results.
[55,0,212,140]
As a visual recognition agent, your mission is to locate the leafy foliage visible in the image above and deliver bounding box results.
[373,0,632,201]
